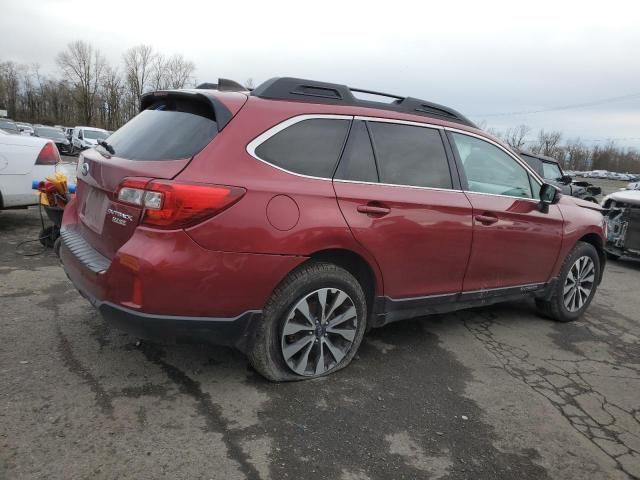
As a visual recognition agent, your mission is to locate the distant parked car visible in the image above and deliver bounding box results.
[627,181,640,191]
[520,151,601,202]
[34,125,72,155]
[71,126,109,154]
[0,119,20,134]
[0,129,59,209]
[16,122,35,136]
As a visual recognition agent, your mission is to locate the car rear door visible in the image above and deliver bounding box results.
[333,119,473,300]
[447,131,563,291]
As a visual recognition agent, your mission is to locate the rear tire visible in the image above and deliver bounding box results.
[536,241,600,322]
[248,261,367,382]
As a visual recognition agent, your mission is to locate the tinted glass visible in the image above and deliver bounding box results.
[255,119,350,178]
[368,122,452,189]
[451,133,533,198]
[103,99,218,161]
[334,120,378,182]
[520,154,543,176]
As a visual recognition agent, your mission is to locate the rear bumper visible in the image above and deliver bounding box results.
[58,221,305,349]
[72,282,260,351]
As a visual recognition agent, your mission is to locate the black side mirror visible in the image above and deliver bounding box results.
[560,175,572,184]
[539,183,561,212]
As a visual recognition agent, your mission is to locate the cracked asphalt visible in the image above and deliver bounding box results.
[1,207,639,480]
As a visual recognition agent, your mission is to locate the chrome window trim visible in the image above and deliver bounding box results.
[245,114,353,182]
[354,115,445,130]
[245,114,546,202]
[333,178,463,194]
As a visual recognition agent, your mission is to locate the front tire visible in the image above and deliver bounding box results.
[248,261,368,382]
[536,241,600,322]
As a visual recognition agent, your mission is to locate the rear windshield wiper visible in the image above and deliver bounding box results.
[97,139,115,155]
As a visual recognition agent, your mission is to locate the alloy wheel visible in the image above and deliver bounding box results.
[563,255,595,312]
[280,288,358,377]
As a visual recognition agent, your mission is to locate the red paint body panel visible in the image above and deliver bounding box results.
[333,182,473,298]
[550,196,606,278]
[462,193,564,290]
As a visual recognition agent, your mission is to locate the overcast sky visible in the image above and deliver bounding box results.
[2,0,639,148]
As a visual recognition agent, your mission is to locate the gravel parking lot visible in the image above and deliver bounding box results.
[1,205,639,480]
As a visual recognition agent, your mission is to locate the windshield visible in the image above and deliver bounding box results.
[36,127,66,140]
[84,129,109,140]
[0,120,19,133]
[542,162,563,181]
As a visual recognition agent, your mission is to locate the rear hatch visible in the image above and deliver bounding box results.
[73,90,246,259]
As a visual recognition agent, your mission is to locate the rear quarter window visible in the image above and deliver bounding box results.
[254,118,350,178]
[102,97,218,161]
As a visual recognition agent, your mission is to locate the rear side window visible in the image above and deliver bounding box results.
[255,119,350,178]
[368,122,452,189]
[102,97,218,160]
[334,120,378,183]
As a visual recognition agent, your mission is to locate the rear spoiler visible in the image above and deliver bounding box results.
[140,90,234,130]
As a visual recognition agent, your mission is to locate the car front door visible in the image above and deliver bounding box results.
[448,131,563,291]
[333,119,473,301]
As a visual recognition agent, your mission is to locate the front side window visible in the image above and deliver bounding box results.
[450,133,535,199]
[255,118,350,178]
[367,122,452,189]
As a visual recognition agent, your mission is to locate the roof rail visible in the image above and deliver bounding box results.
[251,77,476,127]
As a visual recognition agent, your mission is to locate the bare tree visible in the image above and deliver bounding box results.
[503,124,531,150]
[0,61,24,118]
[123,44,155,110]
[56,41,106,124]
[150,54,168,90]
[531,129,563,158]
[164,54,195,89]
[101,66,124,130]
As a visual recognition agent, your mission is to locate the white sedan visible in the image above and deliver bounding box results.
[0,130,59,209]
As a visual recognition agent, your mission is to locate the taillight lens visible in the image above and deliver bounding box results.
[116,178,245,229]
[36,142,61,165]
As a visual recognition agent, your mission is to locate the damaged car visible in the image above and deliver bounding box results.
[520,151,601,203]
[602,189,640,260]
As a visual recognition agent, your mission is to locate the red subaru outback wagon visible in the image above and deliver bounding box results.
[59,77,606,381]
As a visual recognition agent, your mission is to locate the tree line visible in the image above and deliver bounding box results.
[2,42,639,173]
[484,124,640,174]
[0,41,196,130]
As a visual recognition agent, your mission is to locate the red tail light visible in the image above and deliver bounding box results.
[35,142,61,165]
[117,178,246,229]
